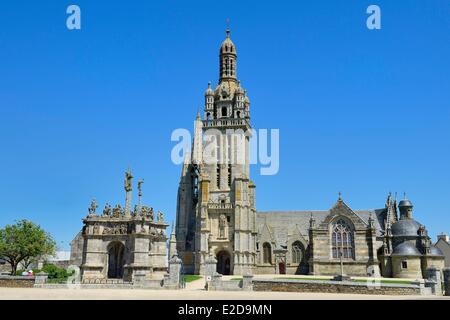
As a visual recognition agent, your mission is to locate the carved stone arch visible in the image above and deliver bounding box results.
[106,241,125,279]
[214,247,232,275]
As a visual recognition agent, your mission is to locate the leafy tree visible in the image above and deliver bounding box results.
[0,220,56,275]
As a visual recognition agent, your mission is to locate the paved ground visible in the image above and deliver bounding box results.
[1,274,448,300]
[1,287,449,300]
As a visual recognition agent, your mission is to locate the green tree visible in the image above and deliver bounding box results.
[0,220,56,275]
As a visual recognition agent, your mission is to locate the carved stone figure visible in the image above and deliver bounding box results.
[157,211,164,223]
[120,224,128,235]
[138,179,144,197]
[112,204,123,218]
[93,223,99,235]
[219,214,227,238]
[132,205,139,217]
[88,199,98,216]
[142,206,154,220]
[102,203,111,217]
[124,169,133,192]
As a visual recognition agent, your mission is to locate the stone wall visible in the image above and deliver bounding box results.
[0,276,35,288]
[252,279,422,295]
[0,262,11,274]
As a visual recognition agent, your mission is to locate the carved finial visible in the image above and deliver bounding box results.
[368,213,374,228]
[338,192,342,201]
[226,18,230,37]
[309,213,316,228]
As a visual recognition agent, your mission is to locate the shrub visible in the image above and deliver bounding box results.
[41,264,71,280]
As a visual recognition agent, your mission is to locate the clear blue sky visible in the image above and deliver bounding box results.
[0,1,449,250]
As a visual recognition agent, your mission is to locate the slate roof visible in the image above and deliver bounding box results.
[256,208,386,247]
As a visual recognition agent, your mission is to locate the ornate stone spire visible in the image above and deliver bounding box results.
[191,111,203,165]
[169,221,177,258]
[219,28,237,83]
[385,192,398,229]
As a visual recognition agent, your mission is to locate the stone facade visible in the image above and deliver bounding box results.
[174,30,445,280]
[435,234,450,267]
[72,169,169,282]
[176,29,257,276]
[379,197,445,279]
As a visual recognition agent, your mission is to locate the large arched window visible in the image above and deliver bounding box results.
[331,218,354,259]
[263,242,272,264]
[292,241,303,264]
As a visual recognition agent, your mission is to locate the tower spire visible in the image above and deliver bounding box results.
[219,25,237,83]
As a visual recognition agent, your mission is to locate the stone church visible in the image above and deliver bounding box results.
[175,29,445,278]
[70,29,444,282]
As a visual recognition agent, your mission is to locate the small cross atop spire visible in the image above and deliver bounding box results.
[338,192,342,201]
[226,18,230,37]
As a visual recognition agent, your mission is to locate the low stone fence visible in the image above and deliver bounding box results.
[33,255,184,290]
[252,278,423,295]
[0,275,35,288]
[206,274,253,291]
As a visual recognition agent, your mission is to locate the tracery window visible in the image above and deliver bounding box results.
[331,218,354,259]
[292,241,302,264]
[263,242,272,264]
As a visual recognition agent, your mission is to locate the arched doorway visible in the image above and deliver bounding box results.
[107,242,125,279]
[216,250,231,275]
[279,262,286,274]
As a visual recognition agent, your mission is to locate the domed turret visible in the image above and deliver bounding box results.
[391,219,422,237]
[219,29,237,83]
[205,81,214,96]
[392,242,421,256]
[398,194,414,220]
[220,29,236,54]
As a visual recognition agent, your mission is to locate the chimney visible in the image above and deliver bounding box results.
[438,233,449,243]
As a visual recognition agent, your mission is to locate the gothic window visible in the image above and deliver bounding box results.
[292,241,303,264]
[222,107,227,117]
[331,218,354,259]
[263,242,272,264]
[227,164,232,187]
[237,111,241,118]
[402,261,408,269]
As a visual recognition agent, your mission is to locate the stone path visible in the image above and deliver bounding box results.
[1,287,449,300]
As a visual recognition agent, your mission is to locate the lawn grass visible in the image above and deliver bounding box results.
[183,275,202,283]
[279,277,331,281]
[352,279,414,285]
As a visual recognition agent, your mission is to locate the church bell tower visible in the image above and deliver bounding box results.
[176,29,257,275]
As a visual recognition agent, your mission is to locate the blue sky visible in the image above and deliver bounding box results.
[0,1,449,249]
